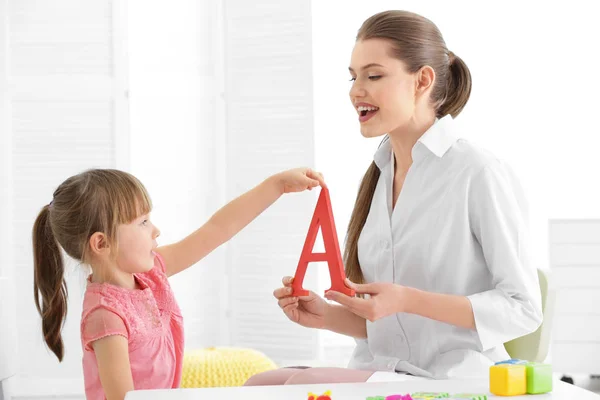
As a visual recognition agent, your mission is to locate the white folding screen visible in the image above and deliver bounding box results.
[2,0,128,396]
[223,0,320,364]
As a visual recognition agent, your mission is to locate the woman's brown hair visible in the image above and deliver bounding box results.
[343,11,472,285]
[32,169,152,361]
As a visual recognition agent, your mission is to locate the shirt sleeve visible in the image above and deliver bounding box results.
[81,307,129,352]
[467,162,543,351]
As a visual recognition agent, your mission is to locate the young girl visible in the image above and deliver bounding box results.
[32,167,325,400]
[246,10,542,385]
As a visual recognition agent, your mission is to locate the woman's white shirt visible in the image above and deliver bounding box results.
[348,115,542,379]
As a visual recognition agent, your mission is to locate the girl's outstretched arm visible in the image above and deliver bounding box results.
[157,168,325,277]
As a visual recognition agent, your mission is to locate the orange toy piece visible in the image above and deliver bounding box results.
[292,188,355,297]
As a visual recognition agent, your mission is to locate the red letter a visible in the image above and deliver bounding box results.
[292,188,355,297]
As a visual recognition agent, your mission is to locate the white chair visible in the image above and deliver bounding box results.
[0,277,18,400]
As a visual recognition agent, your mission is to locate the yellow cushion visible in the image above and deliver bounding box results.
[180,347,277,388]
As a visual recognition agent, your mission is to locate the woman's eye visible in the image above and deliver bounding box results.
[368,75,382,80]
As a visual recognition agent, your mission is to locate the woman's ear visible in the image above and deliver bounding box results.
[415,65,435,95]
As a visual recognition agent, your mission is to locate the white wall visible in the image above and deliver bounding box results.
[0,0,13,281]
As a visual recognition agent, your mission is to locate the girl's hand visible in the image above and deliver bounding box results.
[324,279,411,322]
[274,168,326,194]
[274,276,329,329]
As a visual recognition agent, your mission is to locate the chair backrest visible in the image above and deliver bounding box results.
[504,268,556,362]
[0,276,18,400]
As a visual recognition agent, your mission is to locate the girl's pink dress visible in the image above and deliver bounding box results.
[80,253,184,399]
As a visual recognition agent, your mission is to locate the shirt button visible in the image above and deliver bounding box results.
[380,240,390,249]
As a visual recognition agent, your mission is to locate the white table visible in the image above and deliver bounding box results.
[125,378,600,399]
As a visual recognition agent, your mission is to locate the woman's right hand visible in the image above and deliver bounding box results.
[274,276,329,329]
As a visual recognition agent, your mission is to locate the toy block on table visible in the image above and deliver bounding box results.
[411,393,448,399]
[384,395,413,400]
[365,396,386,400]
[292,188,355,297]
[489,364,526,396]
[308,390,332,400]
[525,362,553,394]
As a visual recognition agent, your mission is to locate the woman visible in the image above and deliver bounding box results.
[246,9,542,385]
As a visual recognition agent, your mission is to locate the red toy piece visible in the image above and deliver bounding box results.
[292,188,355,297]
[308,390,332,400]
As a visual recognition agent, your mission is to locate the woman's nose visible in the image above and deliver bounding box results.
[349,80,366,99]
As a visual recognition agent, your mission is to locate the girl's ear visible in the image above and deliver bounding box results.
[88,232,109,257]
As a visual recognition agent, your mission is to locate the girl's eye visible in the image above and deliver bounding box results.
[349,77,356,82]
[141,219,148,226]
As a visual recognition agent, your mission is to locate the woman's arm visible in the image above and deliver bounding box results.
[324,303,368,338]
[465,164,542,350]
[326,281,474,330]
[404,288,475,329]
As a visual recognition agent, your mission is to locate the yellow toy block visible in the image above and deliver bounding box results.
[489,364,526,396]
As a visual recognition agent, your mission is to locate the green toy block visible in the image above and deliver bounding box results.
[449,393,487,400]
[526,362,553,394]
[412,393,449,399]
[366,397,385,400]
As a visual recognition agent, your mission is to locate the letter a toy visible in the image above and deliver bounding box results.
[292,188,355,297]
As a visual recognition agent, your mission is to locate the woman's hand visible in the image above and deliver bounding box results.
[324,279,410,322]
[274,276,329,329]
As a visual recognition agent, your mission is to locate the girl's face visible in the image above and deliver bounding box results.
[115,214,161,274]
[349,39,419,138]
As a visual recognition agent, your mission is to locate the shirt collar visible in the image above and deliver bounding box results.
[373,115,458,169]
